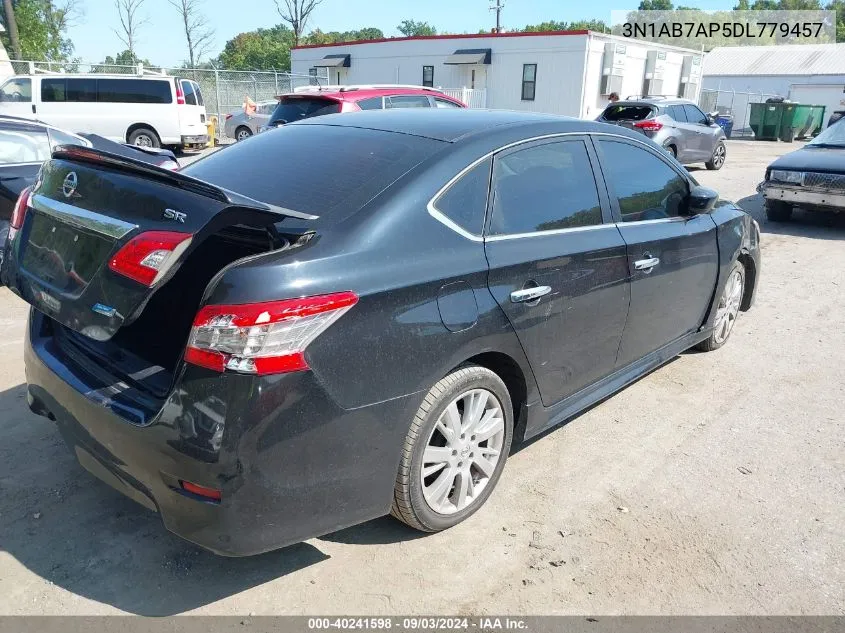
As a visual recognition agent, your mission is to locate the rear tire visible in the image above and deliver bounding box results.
[127,127,160,149]
[391,365,513,533]
[696,260,745,352]
[235,126,252,142]
[705,142,726,170]
[765,200,793,222]
[663,143,677,159]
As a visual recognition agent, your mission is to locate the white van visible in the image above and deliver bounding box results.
[0,73,208,150]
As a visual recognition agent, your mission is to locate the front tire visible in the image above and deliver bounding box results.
[127,127,160,148]
[391,365,513,532]
[696,260,745,352]
[765,199,793,222]
[705,142,726,170]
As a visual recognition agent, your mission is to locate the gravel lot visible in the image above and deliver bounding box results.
[0,140,842,615]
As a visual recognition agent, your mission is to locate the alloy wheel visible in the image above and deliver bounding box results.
[421,388,505,515]
[711,144,726,168]
[713,268,743,345]
[237,129,251,141]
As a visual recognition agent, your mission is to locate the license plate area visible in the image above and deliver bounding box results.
[20,211,114,297]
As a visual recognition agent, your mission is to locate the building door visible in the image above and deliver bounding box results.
[463,66,487,90]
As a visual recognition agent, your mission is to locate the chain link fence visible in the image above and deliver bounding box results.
[7,60,330,142]
[699,88,781,138]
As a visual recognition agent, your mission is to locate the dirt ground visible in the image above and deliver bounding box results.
[0,140,842,616]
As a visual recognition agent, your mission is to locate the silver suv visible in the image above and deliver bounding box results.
[597,97,727,170]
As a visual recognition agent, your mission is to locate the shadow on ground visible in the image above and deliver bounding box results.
[0,383,329,615]
[737,193,845,241]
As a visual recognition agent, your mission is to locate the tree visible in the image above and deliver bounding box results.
[273,0,324,47]
[2,0,21,58]
[638,0,673,8]
[114,0,147,59]
[218,24,295,70]
[303,26,384,44]
[92,49,153,72]
[168,0,214,67]
[0,0,79,61]
[520,19,610,33]
[397,19,437,36]
[827,0,845,42]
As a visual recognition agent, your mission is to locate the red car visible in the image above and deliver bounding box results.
[261,85,467,131]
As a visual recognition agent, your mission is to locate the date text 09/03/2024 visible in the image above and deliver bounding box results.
[307,618,528,630]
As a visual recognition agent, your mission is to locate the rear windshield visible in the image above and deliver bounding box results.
[602,105,654,121]
[269,96,342,124]
[182,124,445,220]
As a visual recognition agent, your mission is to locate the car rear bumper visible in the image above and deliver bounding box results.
[24,309,418,556]
[763,185,845,211]
[181,134,209,146]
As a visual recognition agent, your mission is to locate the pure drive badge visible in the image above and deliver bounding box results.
[163,208,187,223]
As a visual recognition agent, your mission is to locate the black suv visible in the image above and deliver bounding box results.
[2,110,760,555]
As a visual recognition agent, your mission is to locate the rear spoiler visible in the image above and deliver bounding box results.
[51,144,319,221]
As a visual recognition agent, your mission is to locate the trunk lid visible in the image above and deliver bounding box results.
[2,145,313,341]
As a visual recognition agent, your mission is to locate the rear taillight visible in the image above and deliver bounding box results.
[10,186,32,232]
[224,113,233,120]
[109,230,192,287]
[176,83,185,105]
[634,120,663,132]
[185,291,358,375]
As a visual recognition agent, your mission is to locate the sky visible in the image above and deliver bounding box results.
[66,0,739,68]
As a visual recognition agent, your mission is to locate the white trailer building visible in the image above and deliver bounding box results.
[702,44,845,128]
[291,30,703,119]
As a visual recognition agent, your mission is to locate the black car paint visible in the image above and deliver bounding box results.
[766,144,845,175]
[8,110,760,555]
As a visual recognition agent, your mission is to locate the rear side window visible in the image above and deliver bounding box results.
[41,78,66,102]
[489,140,603,236]
[668,105,688,122]
[356,97,383,110]
[68,78,97,102]
[0,127,51,164]
[434,97,462,109]
[182,125,446,220]
[0,77,31,102]
[386,95,431,109]
[602,105,653,121]
[98,79,172,104]
[597,140,688,221]
[270,97,341,124]
[432,158,492,235]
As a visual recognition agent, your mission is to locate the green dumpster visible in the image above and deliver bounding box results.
[749,102,792,141]
[780,104,826,142]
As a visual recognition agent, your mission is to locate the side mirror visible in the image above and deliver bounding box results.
[686,185,719,215]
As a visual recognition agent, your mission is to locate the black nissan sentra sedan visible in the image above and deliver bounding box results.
[1,110,760,556]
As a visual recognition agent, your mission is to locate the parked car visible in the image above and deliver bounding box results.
[760,117,845,221]
[1,109,759,556]
[0,115,178,254]
[827,110,844,127]
[260,85,466,131]
[597,97,727,170]
[0,73,208,151]
[223,100,276,141]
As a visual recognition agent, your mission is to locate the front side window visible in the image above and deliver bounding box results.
[0,128,51,164]
[0,78,32,102]
[432,158,492,235]
[597,140,688,222]
[489,140,603,236]
[683,104,707,125]
[386,95,431,108]
[521,64,537,101]
[422,66,434,88]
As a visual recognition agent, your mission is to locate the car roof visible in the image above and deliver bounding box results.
[613,97,697,108]
[0,114,50,129]
[282,86,454,102]
[294,108,645,143]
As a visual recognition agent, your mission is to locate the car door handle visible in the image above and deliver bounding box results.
[510,286,552,303]
[634,257,660,272]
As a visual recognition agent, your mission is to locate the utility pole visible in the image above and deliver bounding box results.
[489,0,504,33]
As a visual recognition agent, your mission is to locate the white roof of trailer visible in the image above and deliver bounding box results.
[704,44,845,77]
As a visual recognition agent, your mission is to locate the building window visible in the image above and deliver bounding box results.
[422,66,434,88]
[521,64,537,101]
